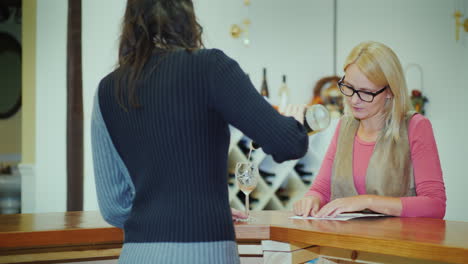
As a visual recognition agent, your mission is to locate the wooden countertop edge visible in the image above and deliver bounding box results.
[3,222,468,264]
[270,226,468,264]
[0,227,123,249]
[234,224,270,241]
[0,224,269,250]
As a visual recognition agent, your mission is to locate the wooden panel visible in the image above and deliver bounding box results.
[270,226,468,264]
[273,213,466,247]
[0,211,122,249]
[0,211,113,232]
[0,228,122,249]
[319,246,451,264]
[0,244,120,256]
[234,210,277,241]
[261,240,320,264]
[235,224,270,241]
[66,0,84,212]
[268,210,468,264]
[0,248,120,264]
[262,240,314,252]
[238,241,263,264]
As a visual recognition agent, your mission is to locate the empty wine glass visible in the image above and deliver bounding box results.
[235,162,259,221]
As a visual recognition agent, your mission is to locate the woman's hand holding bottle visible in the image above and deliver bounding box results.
[281,104,307,125]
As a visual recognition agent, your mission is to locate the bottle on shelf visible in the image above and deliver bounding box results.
[278,75,290,112]
[259,169,275,186]
[260,68,269,98]
[275,187,290,205]
[237,191,259,209]
[294,162,314,185]
[228,172,235,187]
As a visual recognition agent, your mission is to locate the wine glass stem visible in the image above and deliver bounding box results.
[245,193,250,217]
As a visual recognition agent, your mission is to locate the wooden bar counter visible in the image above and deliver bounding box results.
[1,211,468,264]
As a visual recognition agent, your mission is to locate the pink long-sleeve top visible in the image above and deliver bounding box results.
[306,114,446,218]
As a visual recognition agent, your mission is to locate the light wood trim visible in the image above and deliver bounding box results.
[0,248,120,264]
[262,240,314,252]
[21,0,36,164]
[235,224,270,241]
[263,246,319,264]
[0,243,120,256]
[319,246,452,264]
[270,226,468,264]
[0,228,122,249]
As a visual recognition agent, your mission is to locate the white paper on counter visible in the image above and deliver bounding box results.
[289,213,386,221]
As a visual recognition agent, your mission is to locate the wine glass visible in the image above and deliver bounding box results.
[235,162,259,221]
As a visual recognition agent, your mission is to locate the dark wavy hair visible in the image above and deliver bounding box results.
[115,0,203,109]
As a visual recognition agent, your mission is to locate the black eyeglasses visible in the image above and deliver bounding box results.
[338,75,388,103]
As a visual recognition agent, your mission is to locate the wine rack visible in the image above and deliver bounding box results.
[227,119,338,211]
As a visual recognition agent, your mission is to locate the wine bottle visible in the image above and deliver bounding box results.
[294,163,314,185]
[249,104,331,150]
[259,169,275,186]
[303,104,331,136]
[278,75,289,112]
[228,173,235,187]
[276,188,290,203]
[260,68,269,98]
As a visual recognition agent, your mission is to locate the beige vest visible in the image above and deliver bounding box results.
[331,112,416,201]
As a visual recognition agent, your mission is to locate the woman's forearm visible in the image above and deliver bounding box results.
[365,195,402,216]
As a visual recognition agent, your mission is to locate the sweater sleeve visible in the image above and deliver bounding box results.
[305,120,341,206]
[400,114,446,218]
[91,91,135,228]
[208,49,308,162]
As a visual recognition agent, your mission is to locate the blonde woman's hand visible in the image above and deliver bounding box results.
[293,196,321,217]
[282,104,306,125]
[314,196,372,218]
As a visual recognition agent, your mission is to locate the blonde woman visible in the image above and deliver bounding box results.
[293,41,446,218]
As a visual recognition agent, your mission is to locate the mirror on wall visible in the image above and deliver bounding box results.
[0,32,21,119]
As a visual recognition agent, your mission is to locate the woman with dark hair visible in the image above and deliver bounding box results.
[91,0,308,263]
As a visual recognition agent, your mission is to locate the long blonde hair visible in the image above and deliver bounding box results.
[343,41,412,141]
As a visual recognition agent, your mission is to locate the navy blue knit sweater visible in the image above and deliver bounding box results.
[93,49,308,245]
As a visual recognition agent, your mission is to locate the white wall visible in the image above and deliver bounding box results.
[336,0,468,221]
[34,0,68,212]
[30,0,468,221]
[82,0,125,211]
[196,0,334,105]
